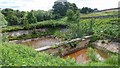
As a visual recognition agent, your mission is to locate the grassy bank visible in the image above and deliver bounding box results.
[0,42,77,66]
[0,42,119,66]
[1,19,68,33]
[5,17,119,41]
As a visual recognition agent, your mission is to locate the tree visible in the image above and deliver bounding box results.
[1,8,25,25]
[26,11,37,24]
[6,14,19,26]
[52,2,67,17]
[73,10,80,22]
[0,12,8,26]
[66,9,74,21]
[80,7,94,14]
[52,2,78,17]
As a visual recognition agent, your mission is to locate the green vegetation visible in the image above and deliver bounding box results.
[80,7,98,14]
[8,29,57,40]
[3,17,119,42]
[86,47,118,66]
[0,12,7,27]
[0,42,77,66]
[80,18,119,39]
[1,19,68,33]
[1,42,118,66]
[81,10,118,17]
[1,1,119,66]
[87,47,99,62]
[52,2,78,17]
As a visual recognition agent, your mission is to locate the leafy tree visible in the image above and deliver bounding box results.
[0,12,8,27]
[53,2,67,17]
[26,11,37,24]
[73,10,80,22]
[66,9,74,21]
[52,2,78,18]
[6,14,19,26]
[66,9,80,23]
[1,8,26,25]
[1,8,14,16]
[80,7,94,14]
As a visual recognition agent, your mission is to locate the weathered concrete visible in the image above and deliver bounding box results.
[35,36,91,52]
[92,40,120,54]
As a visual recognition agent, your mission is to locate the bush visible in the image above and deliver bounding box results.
[87,47,99,62]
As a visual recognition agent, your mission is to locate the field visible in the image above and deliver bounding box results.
[0,6,119,66]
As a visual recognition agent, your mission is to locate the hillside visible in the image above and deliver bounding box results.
[81,8,118,17]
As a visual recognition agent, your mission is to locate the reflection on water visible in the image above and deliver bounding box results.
[63,48,109,64]
[22,37,61,49]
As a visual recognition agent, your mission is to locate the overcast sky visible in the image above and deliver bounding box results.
[0,0,119,11]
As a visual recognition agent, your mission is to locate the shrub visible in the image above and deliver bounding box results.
[87,47,99,62]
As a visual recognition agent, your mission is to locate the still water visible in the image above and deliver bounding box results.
[63,48,109,64]
[21,37,61,49]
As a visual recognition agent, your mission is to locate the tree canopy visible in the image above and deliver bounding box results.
[52,2,78,18]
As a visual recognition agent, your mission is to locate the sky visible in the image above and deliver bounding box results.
[0,0,119,11]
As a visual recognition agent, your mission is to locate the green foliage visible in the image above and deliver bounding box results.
[81,9,118,17]
[66,9,80,23]
[33,10,54,22]
[52,2,78,17]
[80,18,119,39]
[66,9,74,21]
[0,12,8,27]
[87,47,99,62]
[2,33,9,42]
[80,7,96,14]
[8,28,62,40]
[73,10,80,22]
[1,26,23,33]
[26,11,37,24]
[64,24,84,39]
[85,54,119,66]
[24,20,67,30]
[1,19,68,33]
[0,42,77,66]
[104,54,118,65]
[6,14,19,25]
[1,8,25,26]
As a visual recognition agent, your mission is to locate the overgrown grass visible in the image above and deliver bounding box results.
[80,18,119,39]
[0,42,78,66]
[81,10,118,17]
[85,47,119,66]
[1,19,68,33]
[1,26,23,33]
[3,17,119,44]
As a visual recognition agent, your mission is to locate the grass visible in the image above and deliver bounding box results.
[81,9,118,17]
[1,19,68,33]
[0,42,78,66]
[84,47,119,66]
[5,17,119,41]
[80,17,119,39]
[1,42,119,66]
